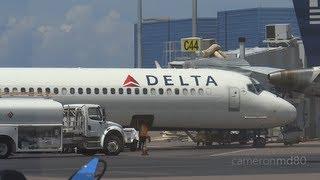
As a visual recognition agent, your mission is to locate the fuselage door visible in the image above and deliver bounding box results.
[229,87,240,111]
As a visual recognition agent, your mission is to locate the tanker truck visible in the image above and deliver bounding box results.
[0,98,138,159]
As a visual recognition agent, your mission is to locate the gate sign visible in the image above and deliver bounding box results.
[181,37,202,52]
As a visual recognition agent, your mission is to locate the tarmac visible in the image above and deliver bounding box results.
[1,140,320,180]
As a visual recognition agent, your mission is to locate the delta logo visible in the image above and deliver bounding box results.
[123,75,140,87]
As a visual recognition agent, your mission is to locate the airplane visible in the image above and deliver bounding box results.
[0,68,296,147]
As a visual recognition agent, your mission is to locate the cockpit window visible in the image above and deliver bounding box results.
[247,78,264,95]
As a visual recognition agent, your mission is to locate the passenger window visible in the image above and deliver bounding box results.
[29,88,34,93]
[166,88,172,95]
[111,88,115,94]
[135,88,140,95]
[174,88,180,95]
[119,88,123,94]
[78,88,83,94]
[127,88,132,94]
[198,88,204,95]
[45,88,50,94]
[151,88,156,95]
[182,88,188,96]
[103,88,107,94]
[62,88,67,95]
[143,88,148,95]
[53,88,59,94]
[12,88,18,93]
[158,88,164,95]
[4,87,9,94]
[190,88,196,95]
[94,88,99,94]
[37,88,42,94]
[70,88,75,94]
[21,88,26,93]
[86,88,91,94]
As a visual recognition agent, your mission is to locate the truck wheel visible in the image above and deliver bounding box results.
[104,135,123,156]
[0,140,11,159]
[129,140,138,152]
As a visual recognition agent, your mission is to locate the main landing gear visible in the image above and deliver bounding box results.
[252,130,267,148]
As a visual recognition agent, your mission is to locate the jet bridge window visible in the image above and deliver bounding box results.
[86,88,91,94]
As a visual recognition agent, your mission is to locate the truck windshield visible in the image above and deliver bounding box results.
[88,107,103,121]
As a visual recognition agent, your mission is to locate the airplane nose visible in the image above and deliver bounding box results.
[276,99,297,125]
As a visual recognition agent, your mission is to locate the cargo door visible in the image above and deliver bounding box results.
[229,87,240,111]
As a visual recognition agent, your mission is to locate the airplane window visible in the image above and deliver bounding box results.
[21,87,26,93]
[94,88,99,94]
[119,88,124,94]
[198,88,204,95]
[158,88,164,95]
[78,88,83,94]
[151,88,156,95]
[183,88,188,95]
[70,88,75,94]
[103,88,107,94]
[247,84,257,94]
[53,88,59,94]
[174,88,180,95]
[62,88,67,95]
[45,87,50,94]
[86,88,91,94]
[37,88,42,94]
[127,88,132,94]
[29,88,34,93]
[190,88,196,96]
[4,87,9,94]
[135,88,140,95]
[166,88,172,95]
[254,84,264,94]
[143,88,148,95]
[111,88,115,94]
[12,87,18,93]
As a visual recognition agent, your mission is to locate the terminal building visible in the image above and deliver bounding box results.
[134,7,300,68]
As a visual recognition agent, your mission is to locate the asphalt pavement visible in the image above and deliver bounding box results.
[1,141,320,180]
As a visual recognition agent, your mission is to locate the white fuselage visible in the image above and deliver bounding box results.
[0,68,296,130]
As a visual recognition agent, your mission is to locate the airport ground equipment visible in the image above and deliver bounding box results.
[0,99,132,159]
[123,128,139,151]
